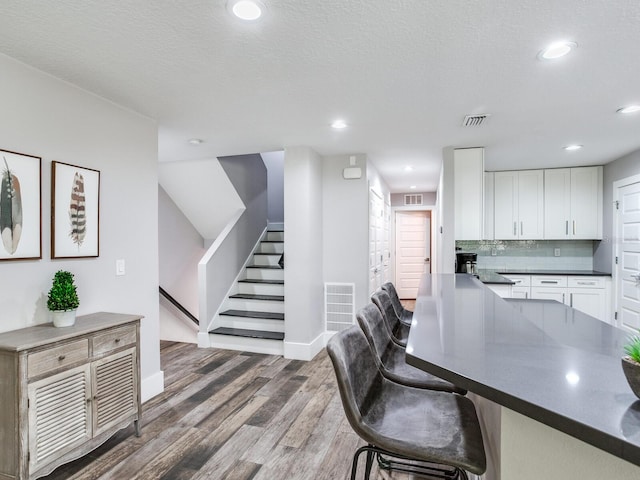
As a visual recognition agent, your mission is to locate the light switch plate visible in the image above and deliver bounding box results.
[116,259,126,276]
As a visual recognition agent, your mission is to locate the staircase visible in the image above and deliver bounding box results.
[208,229,285,355]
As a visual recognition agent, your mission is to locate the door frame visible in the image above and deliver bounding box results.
[391,204,437,287]
[612,172,640,329]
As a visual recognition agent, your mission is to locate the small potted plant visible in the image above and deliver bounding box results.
[47,270,80,327]
[622,331,640,399]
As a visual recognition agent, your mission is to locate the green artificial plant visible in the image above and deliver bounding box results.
[624,331,640,363]
[47,270,80,311]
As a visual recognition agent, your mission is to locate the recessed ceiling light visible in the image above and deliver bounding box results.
[617,105,640,114]
[188,138,204,145]
[331,119,348,129]
[404,166,413,172]
[564,144,583,151]
[227,0,265,21]
[539,41,577,60]
[409,185,417,190]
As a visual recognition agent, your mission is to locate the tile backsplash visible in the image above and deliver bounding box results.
[455,240,596,271]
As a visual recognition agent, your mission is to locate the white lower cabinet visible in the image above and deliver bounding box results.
[503,275,611,323]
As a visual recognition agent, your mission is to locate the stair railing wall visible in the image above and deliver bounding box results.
[197,207,267,346]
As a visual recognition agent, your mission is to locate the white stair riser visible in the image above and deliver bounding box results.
[237,283,284,296]
[246,268,284,281]
[209,334,284,356]
[225,298,284,313]
[253,255,281,266]
[258,243,284,254]
[218,316,284,332]
[266,231,284,241]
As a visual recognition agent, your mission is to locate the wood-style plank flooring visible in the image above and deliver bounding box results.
[41,341,430,480]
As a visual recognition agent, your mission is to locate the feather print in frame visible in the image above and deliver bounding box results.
[0,156,23,254]
[69,172,86,246]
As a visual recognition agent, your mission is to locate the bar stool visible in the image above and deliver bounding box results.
[356,303,466,394]
[371,290,409,347]
[381,282,413,326]
[327,326,486,480]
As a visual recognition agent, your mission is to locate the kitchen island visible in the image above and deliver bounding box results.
[406,273,640,480]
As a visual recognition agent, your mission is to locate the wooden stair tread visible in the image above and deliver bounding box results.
[229,293,284,302]
[238,279,284,285]
[209,327,284,341]
[220,310,284,320]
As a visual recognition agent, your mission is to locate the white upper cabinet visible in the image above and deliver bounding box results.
[544,166,603,239]
[454,147,484,240]
[494,170,544,240]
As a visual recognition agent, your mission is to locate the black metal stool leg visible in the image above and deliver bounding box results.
[364,446,375,479]
[350,445,368,480]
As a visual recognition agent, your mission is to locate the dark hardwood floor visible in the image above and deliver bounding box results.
[41,341,427,480]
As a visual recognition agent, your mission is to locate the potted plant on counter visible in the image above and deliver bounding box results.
[47,270,80,327]
[622,331,640,399]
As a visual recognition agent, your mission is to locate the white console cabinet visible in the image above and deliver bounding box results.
[0,313,142,480]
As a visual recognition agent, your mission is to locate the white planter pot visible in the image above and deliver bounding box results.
[51,309,77,327]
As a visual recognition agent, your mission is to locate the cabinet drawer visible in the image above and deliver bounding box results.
[92,325,136,356]
[531,275,567,287]
[28,339,89,379]
[567,276,606,289]
[503,275,531,287]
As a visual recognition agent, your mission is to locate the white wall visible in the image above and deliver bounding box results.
[0,53,163,400]
[437,147,456,273]
[322,154,370,310]
[261,150,285,225]
[158,158,243,240]
[158,185,203,343]
[283,146,325,360]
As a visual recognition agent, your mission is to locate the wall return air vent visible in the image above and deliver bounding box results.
[462,114,491,127]
[324,283,355,332]
[404,194,423,206]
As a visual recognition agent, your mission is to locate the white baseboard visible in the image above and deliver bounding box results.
[197,331,211,348]
[284,332,325,361]
[141,370,165,403]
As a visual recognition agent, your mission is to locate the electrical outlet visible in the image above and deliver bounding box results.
[554,248,561,257]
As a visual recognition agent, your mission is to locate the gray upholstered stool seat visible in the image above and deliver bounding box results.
[327,326,486,479]
[381,282,413,326]
[357,303,466,394]
[371,290,410,347]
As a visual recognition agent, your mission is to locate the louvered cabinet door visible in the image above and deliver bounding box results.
[91,347,138,437]
[27,364,92,474]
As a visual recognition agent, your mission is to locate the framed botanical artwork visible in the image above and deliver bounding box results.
[51,161,100,258]
[0,149,42,261]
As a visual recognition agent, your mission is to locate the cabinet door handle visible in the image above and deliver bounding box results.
[513,222,517,235]
[520,221,523,235]
[562,293,565,303]
[573,221,576,235]
[541,280,558,284]
[525,292,528,299]
[566,220,569,235]
[570,293,573,307]
[577,281,596,286]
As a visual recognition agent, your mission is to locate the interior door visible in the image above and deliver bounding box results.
[369,189,384,295]
[615,180,640,332]
[395,211,430,299]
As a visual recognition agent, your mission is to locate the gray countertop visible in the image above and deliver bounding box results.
[405,274,640,467]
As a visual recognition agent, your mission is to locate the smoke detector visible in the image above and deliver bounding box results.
[462,114,491,127]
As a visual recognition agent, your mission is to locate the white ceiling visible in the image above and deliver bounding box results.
[0,1,638,192]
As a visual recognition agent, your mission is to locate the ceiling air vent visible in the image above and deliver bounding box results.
[462,114,490,127]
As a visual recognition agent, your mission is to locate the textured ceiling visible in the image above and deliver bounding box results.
[0,1,639,192]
